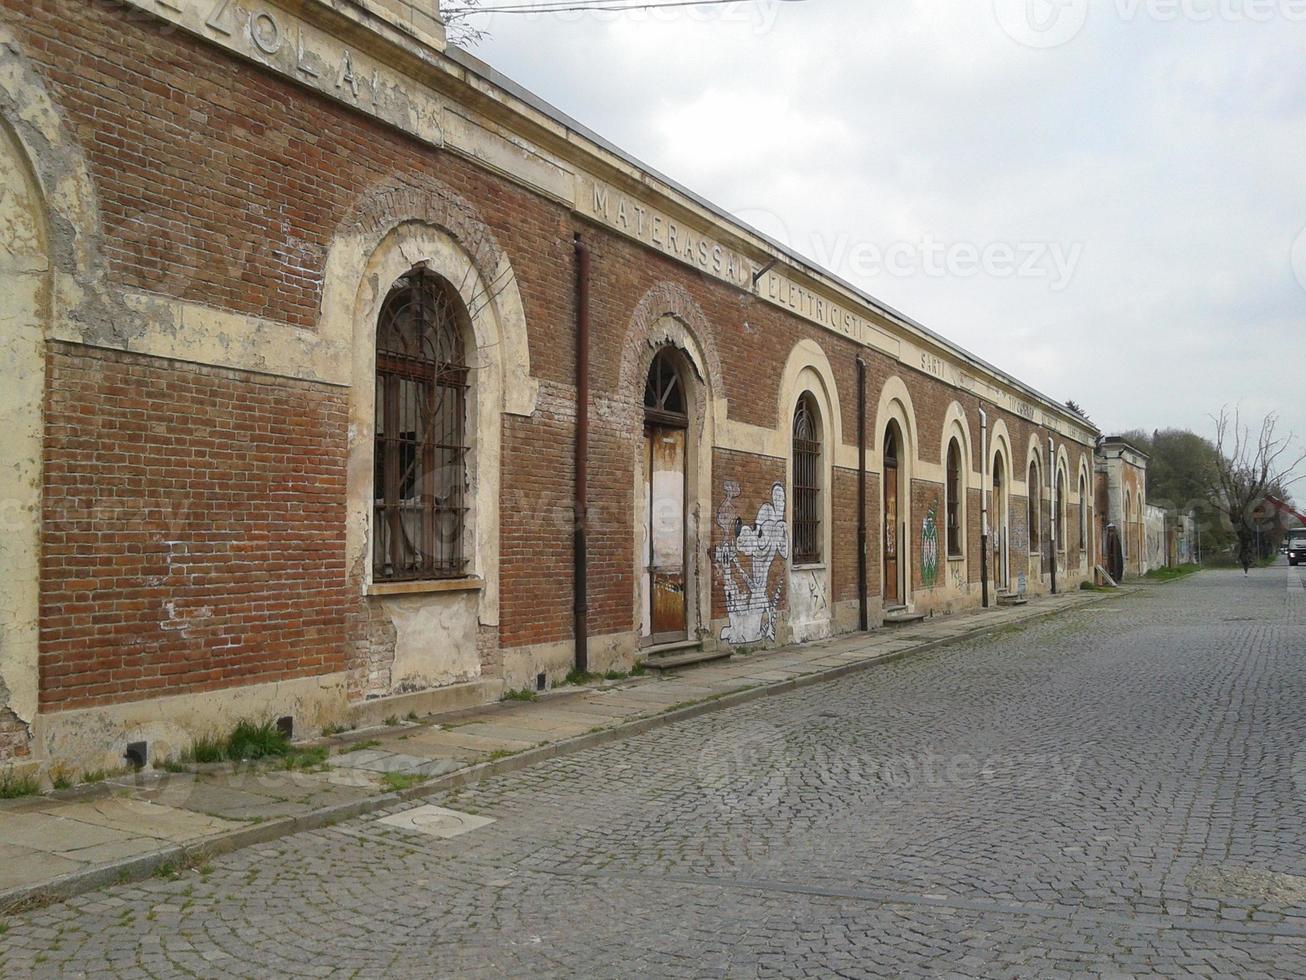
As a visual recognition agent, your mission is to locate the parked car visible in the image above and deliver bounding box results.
[1289,530,1306,567]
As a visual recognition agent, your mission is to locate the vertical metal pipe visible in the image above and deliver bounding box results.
[856,358,868,631]
[573,235,590,675]
[979,407,990,609]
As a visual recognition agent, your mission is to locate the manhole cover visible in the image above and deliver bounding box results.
[378,805,496,839]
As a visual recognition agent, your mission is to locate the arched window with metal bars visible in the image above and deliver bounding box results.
[1057,468,1068,552]
[1028,460,1041,552]
[946,439,963,558]
[792,393,822,564]
[1079,472,1088,552]
[373,269,469,582]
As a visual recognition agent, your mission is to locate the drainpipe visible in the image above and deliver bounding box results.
[573,235,590,675]
[856,357,868,631]
[1048,436,1057,595]
[979,407,990,609]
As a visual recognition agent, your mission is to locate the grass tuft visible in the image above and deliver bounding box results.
[501,688,538,702]
[380,773,425,793]
[0,768,40,799]
[1143,563,1201,583]
[49,764,74,791]
[226,720,292,761]
[339,739,382,754]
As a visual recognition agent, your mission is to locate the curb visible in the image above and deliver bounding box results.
[0,589,1122,915]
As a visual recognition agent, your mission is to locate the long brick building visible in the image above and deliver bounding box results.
[1,0,1110,774]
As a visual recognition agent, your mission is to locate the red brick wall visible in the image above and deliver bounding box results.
[7,0,1102,711]
[832,467,860,604]
[40,344,348,711]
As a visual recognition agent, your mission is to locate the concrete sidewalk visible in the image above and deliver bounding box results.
[0,586,1125,912]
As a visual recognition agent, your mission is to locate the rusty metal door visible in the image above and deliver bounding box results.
[646,424,687,641]
[884,461,900,607]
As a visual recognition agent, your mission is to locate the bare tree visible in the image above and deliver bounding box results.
[1207,407,1306,572]
[443,1,492,48]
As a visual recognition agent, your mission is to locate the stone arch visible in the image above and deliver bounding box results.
[620,283,721,647]
[775,339,844,454]
[338,218,516,698]
[777,342,840,642]
[0,116,48,761]
[1025,433,1042,533]
[0,31,121,763]
[618,280,724,409]
[940,402,974,567]
[1055,445,1072,557]
[989,420,1014,591]
[1077,453,1093,567]
[874,376,919,607]
[322,176,537,419]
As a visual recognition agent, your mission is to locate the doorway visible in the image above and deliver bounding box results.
[643,349,689,644]
[992,454,1008,592]
[883,423,902,607]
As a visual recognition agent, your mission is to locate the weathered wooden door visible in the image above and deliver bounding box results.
[645,424,687,641]
[884,460,900,607]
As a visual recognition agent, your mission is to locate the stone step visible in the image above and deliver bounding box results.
[882,610,926,627]
[349,678,504,729]
[641,640,732,671]
[997,594,1029,607]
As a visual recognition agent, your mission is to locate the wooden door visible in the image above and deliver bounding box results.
[646,425,687,641]
[884,461,900,607]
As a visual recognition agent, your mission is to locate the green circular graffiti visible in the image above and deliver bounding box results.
[921,505,940,588]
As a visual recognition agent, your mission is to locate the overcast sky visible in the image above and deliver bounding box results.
[461,0,1306,499]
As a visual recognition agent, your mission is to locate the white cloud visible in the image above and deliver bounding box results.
[466,0,1306,492]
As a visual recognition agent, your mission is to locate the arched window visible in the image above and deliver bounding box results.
[373,269,469,582]
[1124,490,1132,558]
[1078,473,1088,551]
[1057,469,1067,551]
[644,347,688,425]
[1028,461,1040,551]
[946,439,963,558]
[792,393,821,564]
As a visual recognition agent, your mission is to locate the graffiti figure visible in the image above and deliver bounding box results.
[714,481,789,645]
[921,504,940,588]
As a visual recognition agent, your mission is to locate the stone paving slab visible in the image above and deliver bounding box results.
[0,585,1117,912]
[25,798,240,845]
[0,845,82,891]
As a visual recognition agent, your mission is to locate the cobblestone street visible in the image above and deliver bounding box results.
[3,566,1305,977]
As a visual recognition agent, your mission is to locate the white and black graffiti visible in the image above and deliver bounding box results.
[714,480,789,645]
